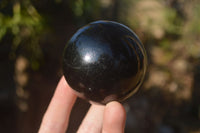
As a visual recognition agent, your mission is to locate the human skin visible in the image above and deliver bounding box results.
[38,76,126,133]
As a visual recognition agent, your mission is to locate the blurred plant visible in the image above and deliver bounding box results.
[183,2,200,59]
[0,0,45,70]
[68,0,101,25]
[120,0,183,40]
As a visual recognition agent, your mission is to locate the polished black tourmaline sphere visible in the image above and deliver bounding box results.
[63,20,147,104]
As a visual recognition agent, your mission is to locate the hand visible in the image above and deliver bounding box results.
[38,76,126,133]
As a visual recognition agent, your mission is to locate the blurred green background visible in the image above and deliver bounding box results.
[0,0,200,132]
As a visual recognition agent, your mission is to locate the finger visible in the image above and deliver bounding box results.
[102,101,126,133]
[38,76,77,133]
[77,104,105,133]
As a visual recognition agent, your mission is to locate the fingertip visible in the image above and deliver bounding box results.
[103,101,126,133]
[58,76,72,92]
[39,76,77,133]
[106,101,126,113]
[105,101,126,123]
[54,76,76,99]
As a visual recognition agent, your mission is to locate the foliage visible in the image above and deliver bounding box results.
[68,0,101,25]
[0,0,45,70]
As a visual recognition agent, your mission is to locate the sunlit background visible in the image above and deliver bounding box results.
[0,0,200,133]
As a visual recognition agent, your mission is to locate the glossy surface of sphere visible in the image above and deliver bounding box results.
[63,21,147,104]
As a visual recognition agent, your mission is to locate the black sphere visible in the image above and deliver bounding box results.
[63,20,147,105]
